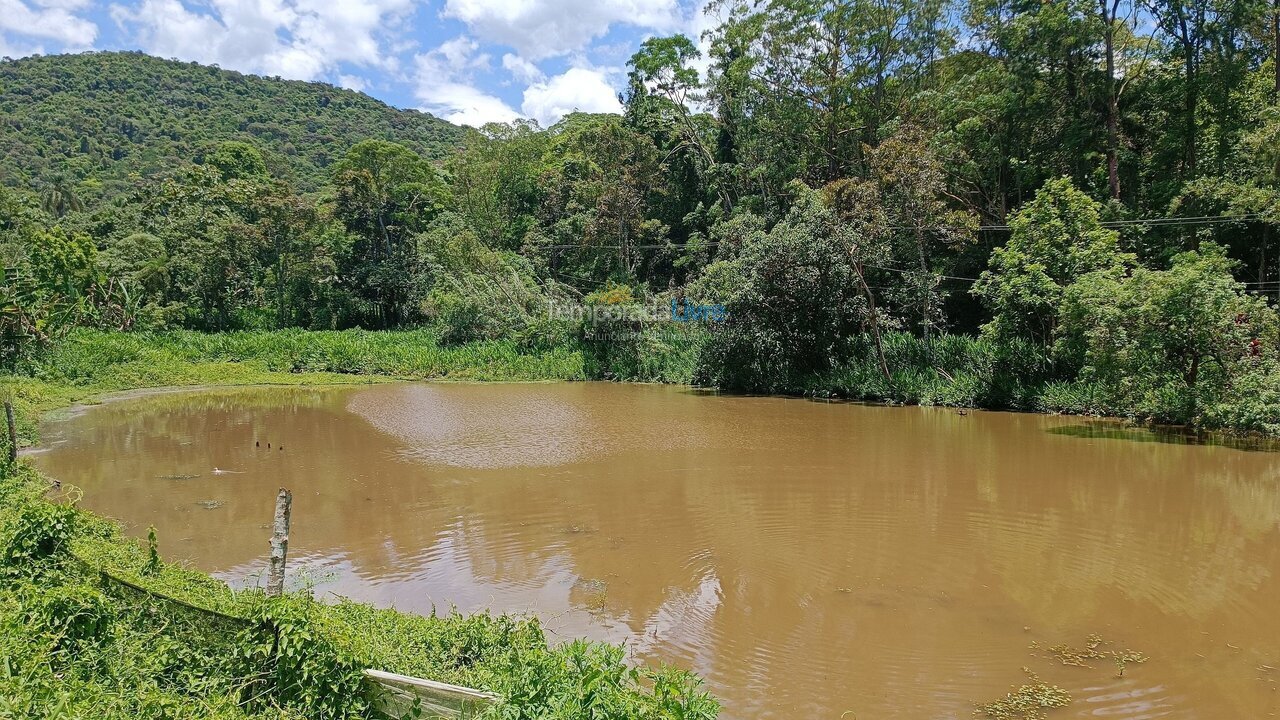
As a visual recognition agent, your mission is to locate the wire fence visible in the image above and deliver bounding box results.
[65,550,278,708]
[63,549,497,720]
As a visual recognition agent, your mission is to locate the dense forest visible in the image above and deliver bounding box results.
[3,0,1280,433]
[0,52,463,197]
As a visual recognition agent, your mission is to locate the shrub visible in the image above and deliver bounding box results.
[696,189,865,392]
[26,584,112,650]
[4,501,77,568]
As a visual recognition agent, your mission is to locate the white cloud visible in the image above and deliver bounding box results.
[32,0,93,8]
[521,67,621,127]
[338,74,368,92]
[414,37,518,127]
[108,0,412,82]
[422,81,520,126]
[0,36,41,59]
[435,35,490,73]
[684,0,725,80]
[443,0,680,60]
[501,53,543,84]
[0,0,97,47]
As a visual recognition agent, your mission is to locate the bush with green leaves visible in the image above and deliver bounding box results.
[696,188,867,392]
[973,177,1133,354]
[1057,243,1280,429]
[3,500,77,569]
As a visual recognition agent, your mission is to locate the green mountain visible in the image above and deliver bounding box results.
[0,51,464,203]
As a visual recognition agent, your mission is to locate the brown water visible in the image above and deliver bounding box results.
[30,382,1280,719]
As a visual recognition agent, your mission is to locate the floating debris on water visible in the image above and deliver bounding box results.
[158,474,201,480]
[974,670,1070,719]
[571,578,608,612]
[195,499,226,510]
[1032,634,1148,674]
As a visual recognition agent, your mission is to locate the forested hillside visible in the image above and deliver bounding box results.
[4,0,1280,434]
[0,52,463,200]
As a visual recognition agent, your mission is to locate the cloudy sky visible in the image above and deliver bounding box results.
[0,0,721,127]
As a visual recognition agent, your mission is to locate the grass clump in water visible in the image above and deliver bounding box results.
[974,670,1070,719]
[1034,634,1149,676]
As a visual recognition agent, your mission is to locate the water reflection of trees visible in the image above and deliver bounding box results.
[31,385,1280,719]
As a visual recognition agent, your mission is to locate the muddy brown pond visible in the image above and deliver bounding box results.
[29,382,1280,718]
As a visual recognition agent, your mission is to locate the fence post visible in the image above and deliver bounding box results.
[4,401,16,465]
[266,488,292,597]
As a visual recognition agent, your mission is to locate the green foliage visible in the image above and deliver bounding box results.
[696,188,866,391]
[1058,242,1280,429]
[30,226,101,297]
[19,328,587,386]
[801,331,1051,408]
[0,52,463,198]
[447,120,548,250]
[683,260,743,305]
[144,526,160,576]
[204,142,270,182]
[526,113,671,288]
[583,323,708,384]
[25,584,111,650]
[974,178,1133,351]
[3,500,77,569]
[418,213,550,345]
[330,139,451,328]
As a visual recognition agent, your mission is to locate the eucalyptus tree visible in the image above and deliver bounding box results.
[705,0,955,187]
[448,120,548,251]
[330,140,450,327]
[626,34,733,215]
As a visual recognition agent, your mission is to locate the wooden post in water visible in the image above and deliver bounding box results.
[266,488,292,597]
[4,401,16,465]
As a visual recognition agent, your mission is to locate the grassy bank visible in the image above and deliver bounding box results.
[793,331,1277,435]
[798,332,1054,410]
[0,451,717,720]
[0,327,720,719]
[0,328,589,448]
[7,326,1261,453]
[0,327,1199,455]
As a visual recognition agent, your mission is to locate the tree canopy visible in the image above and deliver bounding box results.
[4,1,1280,432]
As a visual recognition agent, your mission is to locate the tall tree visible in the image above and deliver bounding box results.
[626,35,733,213]
[331,140,449,326]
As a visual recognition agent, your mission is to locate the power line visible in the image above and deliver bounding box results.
[898,213,1266,232]
[862,263,982,283]
[535,213,1269,251]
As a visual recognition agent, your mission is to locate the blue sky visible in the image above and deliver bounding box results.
[0,0,720,127]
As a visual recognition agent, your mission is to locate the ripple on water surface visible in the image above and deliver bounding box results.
[27,382,1280,720]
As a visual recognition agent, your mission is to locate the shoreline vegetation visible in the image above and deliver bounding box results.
[0,333,724,719]
[4,325,1277,457]
[0,326,1257,718]
[0,464,721,719]
[3,1,1280,709]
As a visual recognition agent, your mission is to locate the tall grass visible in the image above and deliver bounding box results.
[800,331,1055,409]
[27,328,588,385]
[581,323,709,384]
